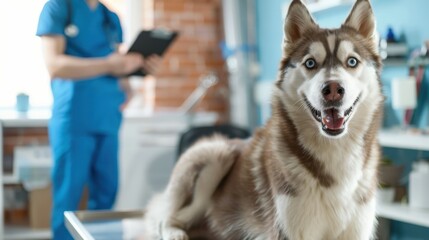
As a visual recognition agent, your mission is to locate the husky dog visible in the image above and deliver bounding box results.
[143,0,383,239]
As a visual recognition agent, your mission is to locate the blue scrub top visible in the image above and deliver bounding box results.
[36,0,126,134]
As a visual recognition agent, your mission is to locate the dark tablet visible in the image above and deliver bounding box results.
[127,29,179,77]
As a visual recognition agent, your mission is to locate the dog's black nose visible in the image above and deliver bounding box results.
[322,81,344,102]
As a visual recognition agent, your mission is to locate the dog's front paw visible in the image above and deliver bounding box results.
[162,227,189,240]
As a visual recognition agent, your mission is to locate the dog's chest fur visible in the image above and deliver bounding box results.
[207,95,379,239]
[275,184,357,239]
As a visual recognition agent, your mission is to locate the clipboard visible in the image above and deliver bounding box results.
[127,29,179,77]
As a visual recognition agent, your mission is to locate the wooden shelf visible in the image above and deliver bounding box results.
[383,58,408,67]
[2,175,20,185]
[383,58,429,68]
[378,130,429,151]
[0,109,50,128]
[377,203,429,228]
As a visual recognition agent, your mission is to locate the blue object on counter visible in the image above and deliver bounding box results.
[386,26,397,43]
[16,93,29,112]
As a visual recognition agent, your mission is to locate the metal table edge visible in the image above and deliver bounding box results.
[64,210,146,240]
[64,211,95,240]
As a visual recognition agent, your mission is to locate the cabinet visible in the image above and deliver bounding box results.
[0,109,218,239]
[377,129,429,228]
[0,109,51,240]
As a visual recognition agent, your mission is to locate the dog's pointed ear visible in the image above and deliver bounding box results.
[343,0,377,40]
[283,0,318,46]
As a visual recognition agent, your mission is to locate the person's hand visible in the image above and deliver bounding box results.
[107,53,144,77]
[142,55,162,75]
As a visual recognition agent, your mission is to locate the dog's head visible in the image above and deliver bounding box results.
[277,0,382,139]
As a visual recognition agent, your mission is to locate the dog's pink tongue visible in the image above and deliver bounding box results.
[322,109,344,130]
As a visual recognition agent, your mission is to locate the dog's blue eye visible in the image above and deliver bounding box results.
[305,59,316,69]
[347,57,358,68]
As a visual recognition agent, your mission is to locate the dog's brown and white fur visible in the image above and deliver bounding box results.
[143,0,383,239]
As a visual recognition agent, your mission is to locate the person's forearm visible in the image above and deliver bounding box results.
[47,54,112,80]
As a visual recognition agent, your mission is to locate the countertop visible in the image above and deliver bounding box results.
[0,108,219,128]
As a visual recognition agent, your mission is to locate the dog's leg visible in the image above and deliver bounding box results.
[144,136,241,240]
[337,199,377,240]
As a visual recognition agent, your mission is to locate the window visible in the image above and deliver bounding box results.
[0,0,50,108]
[0,0,125,109]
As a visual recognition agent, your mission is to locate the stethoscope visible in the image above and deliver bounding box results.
[64,0,117,50]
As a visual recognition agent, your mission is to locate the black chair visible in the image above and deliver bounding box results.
[176,124,251,160]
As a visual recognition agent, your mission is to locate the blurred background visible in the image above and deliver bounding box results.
[0,0,428,239]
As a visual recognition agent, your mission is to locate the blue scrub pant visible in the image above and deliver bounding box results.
[49,126,119,240]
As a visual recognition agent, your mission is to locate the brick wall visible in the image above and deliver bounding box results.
[149,0,229,121]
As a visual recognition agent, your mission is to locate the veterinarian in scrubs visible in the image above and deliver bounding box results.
[36,0,161,239]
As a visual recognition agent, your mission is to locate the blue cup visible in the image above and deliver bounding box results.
[16,93,29,112]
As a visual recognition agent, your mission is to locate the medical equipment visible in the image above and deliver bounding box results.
[65,0,117,48]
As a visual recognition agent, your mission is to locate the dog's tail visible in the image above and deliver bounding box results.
[143,135,242,239]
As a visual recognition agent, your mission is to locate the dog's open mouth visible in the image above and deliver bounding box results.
[304,95,361,136]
